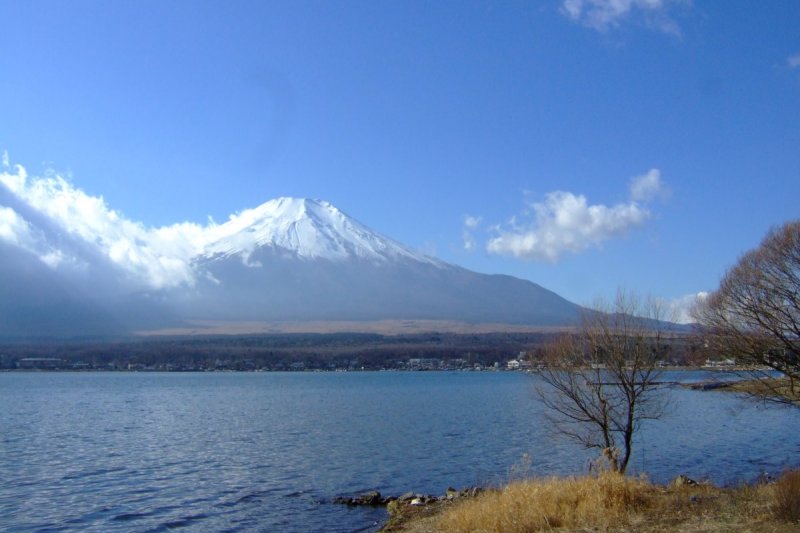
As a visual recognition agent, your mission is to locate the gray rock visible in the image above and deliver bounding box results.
[398,492,417,502]
[334,490,386,506]
[357,491,384,506]
[673,475,699,487]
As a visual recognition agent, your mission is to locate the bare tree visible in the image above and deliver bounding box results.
[537,291,672,474]
[693,221,800,407]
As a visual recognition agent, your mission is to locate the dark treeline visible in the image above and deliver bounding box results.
[0,331,704,372]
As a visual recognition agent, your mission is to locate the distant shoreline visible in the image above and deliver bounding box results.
[2,365,715,373]
[134,319,577,336]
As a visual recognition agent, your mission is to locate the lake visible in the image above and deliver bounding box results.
[1,371,799,532]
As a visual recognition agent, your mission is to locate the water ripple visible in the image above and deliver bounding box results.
[0,371,798,532]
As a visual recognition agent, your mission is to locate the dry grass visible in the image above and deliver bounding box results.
[773,470,800,522]
[433,473,650,532]
[724,377,800,405]
[384,472,800,533]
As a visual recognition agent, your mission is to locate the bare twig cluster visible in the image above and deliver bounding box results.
[694,221,800,407]
[538,291,672,474]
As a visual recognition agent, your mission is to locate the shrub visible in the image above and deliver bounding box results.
[773,469,800,521]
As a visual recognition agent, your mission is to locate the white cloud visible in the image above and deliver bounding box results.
[1,150,8,168]
[464,215,482,230]
[462,215,483,251]
[463,234,477,252]
[487,192,649,261]
[0,162,28,192]
[0,205,74,269]
[39,249,67,269]
[561,0,685,34]
[487,169,664,262]
[663,291,707,324]
[788,54,800,69]
[629,168,666,202]
[0,206,34,248]
[1,161,208,288]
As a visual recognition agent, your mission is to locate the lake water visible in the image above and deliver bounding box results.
[1,371,799,532]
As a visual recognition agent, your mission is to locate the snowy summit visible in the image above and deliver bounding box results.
[201,197,440,266]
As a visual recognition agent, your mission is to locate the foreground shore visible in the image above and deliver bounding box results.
[379,471,800,532]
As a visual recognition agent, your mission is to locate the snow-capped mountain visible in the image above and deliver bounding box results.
[199,197,441,266]
[0,181,581,336]
[178,197,580,328]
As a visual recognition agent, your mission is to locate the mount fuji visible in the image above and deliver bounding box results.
[0,194,582,337]
[175,197,580,326]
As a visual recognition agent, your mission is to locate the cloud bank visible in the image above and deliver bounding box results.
[0,161,207,289]
[561,0,686,34]
[486,169,665,262]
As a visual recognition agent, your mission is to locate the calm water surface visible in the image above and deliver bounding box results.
[1,371,799,532]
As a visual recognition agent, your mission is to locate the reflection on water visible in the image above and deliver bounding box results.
[0,371,798,532]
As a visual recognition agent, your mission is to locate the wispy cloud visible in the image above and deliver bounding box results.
[486,169,665,262]
[462,215,482,251]
[662,291,707,324]
[788,53,800,69]
[561,0,686,34]
[464,215,482,230]
[630,168,667,202]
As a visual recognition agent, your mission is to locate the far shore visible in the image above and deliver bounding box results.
[134,319,577,336]
[2,364,729,373]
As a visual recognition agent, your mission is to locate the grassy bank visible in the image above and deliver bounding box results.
[381,471,800,532]
[721,377,799,403]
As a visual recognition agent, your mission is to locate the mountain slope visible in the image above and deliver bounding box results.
[0,194,582,336]
[184,198,581,326]
[186,252,580,324]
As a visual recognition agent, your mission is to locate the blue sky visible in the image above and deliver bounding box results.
[1,0,799,317]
